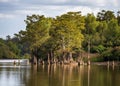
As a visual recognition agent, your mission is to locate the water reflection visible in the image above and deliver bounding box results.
[49,65,88,86]
[0,66,30,86]
[0,64,120,86]
[87,65,90,86]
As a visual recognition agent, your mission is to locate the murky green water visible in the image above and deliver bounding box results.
[0,64,120,86]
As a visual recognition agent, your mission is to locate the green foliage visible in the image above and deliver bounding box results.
[22,53,31,59]
[0,41,16,59]
[0,35,21,59]
[17,15,53,59]
[97,10,115,22]
[50,12,85,51]
[90,47,120,62]
[7,41,20,56]
[49,12,85,60]
[24,15,51,51]
[100,47,120,61]
[3,10,119,62]
[90,57,104,62]
[112,47,120,60]
[85,13,99,35]
[91,45,106,53]
[105,19,120,47]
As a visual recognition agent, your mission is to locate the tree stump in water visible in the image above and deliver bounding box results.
[87,60,90,65]
[33,56,37,65]
[18,60,20,66]
[13,60,16,66]
[112,61,114,66]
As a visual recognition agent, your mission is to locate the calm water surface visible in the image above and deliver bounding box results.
[0,64,120,86]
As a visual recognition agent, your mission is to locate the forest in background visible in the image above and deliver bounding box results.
[0,10,120,62]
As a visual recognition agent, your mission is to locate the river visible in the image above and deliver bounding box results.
[0,63,120,86]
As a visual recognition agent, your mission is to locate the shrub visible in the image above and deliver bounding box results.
[91,45,106,53]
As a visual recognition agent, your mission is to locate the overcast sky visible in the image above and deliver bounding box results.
[0,0,120,39]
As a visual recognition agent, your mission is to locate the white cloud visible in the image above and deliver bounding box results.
[64,6,91,15]
[95,0,107,6]
[76,0,119,8]
[51,0,68,3]
[0,0,8,2]
[111,0,119,7]
[15,10,45,15]
[0,13,15,18]
[14,5,101,18]
[48,6,100,16]
[15,6,65,17]
[0,0,19,2]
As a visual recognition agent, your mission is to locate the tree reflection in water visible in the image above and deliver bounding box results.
[1,62,120,86]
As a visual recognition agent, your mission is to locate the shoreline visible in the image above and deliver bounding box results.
[91,61,120,66]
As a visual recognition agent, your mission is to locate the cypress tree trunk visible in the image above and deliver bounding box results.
[33,55,37,65]
[62,50,66,63]
[48,53,50,64]
[69,52,73,63]
[87,38,90,65]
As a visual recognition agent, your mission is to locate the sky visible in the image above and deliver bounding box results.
[0,0,120,39]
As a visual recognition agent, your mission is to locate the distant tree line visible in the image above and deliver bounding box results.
[0,10,120,62]
[0,35,30,59]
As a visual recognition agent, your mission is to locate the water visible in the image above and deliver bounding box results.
[0,64,120,86]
